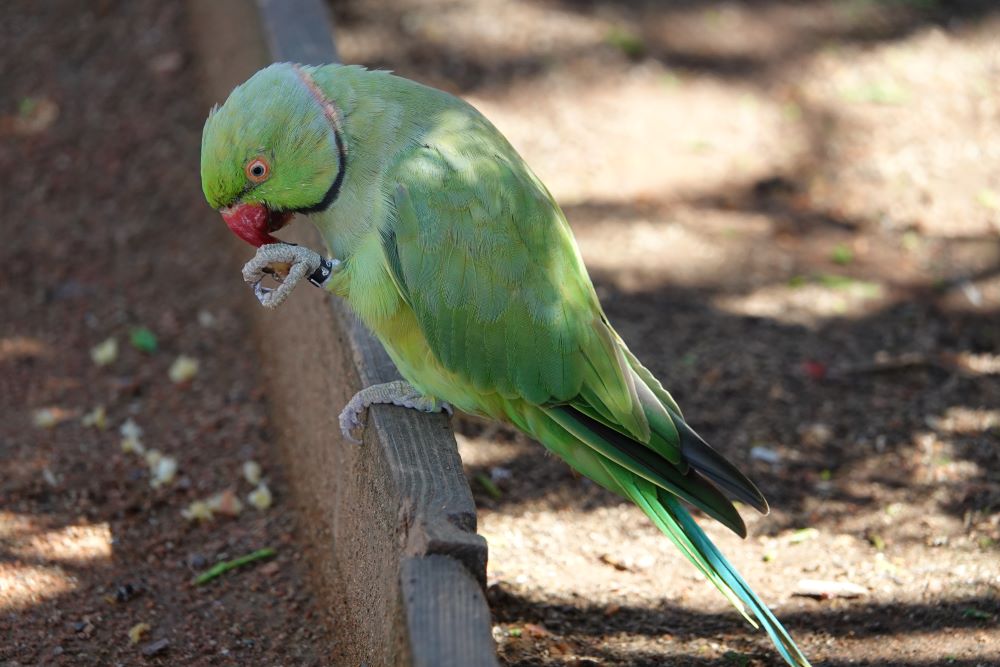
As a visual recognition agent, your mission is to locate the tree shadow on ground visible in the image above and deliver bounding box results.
[552,0,999,81]
[490,585,1000,666]
[330,0,1000,93]
[465,272,1000,534]
[449,4,1000,528]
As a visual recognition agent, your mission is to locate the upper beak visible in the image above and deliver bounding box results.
[219,203,293,247]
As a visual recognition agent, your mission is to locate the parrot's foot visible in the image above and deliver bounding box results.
[338,380,453,444]
[242,242,341,309]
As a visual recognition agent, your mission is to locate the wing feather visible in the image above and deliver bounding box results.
[386,130,643,427]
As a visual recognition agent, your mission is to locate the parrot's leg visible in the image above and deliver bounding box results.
[339,380,453,444]
[242,242,342,308]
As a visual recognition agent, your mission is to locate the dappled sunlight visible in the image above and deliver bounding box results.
[351,0,604,67]
[0,563,78,613]
[472,72,804,205]
[456,429,526,471]
[575,217,731,288]
[950,352,1000,376]
[713,277,886,326]
[9,520,113,566]
[797,20,1000,238]
[929,407,1000,435]
[938,273,1000,314]
[0,512,112,612]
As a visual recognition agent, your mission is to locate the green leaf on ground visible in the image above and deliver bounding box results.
[194,547,276,585]
[605,26,645,58]
[816,274,883,297]
[961,607,991,621]
[129,327,158,353]
[841,80,910,105]
[831,243,855,265]
[789,527,819,544]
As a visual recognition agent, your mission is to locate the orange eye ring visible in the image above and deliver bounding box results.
[245,157,270,183]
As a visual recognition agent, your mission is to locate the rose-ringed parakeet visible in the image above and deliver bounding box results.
[200,63,811,666]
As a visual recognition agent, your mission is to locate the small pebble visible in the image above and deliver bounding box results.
[120,418,143,439]
[247,483,272,511]
[141,638,170,657]
[149,455,178,488]
[209,489,243,516]
[33,407,74,429]
[128,621,150,644]
[121,436,145,455]
[168,355,199,383]
[81,405,108,430]
[90,338,118,366]
[242,460,262,485]
[115,582,140,603]
[181,500,213,522]
[750,446,781,464]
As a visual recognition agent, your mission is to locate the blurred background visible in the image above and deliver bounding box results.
[2,0,999,665]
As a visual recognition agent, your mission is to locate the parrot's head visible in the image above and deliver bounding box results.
[200,63,345,247]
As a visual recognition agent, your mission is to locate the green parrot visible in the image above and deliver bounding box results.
[201,63,811,666]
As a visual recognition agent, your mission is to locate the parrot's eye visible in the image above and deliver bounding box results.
[245,158,270,183]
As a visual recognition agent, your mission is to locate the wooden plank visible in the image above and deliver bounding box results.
[255,0,339,64]
[187,1,497,665]
[334,301,489,582]
[400,556,498,667]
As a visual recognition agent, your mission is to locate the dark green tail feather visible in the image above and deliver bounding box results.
[664,493,812,666]
[549,406,747,537]
[540,404,811,666]
[671,414,769,514]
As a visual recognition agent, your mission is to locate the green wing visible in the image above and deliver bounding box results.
[385,115,647,438]
[382,107,766,526]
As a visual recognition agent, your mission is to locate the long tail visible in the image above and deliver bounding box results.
[522,402,812,667]
[612,469,811,666]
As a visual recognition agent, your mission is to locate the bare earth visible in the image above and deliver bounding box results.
[2,1,998,666]
[332,0,1000,665]
[1,2,332,664]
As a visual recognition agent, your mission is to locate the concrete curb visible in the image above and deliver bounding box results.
[188,1,499,664]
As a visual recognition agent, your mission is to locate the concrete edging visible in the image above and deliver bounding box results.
[188,1,499,664]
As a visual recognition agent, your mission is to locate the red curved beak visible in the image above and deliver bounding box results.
[220,203,293,247]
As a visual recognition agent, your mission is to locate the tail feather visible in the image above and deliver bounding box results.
[673,416,769,514]
[600,461,811,667]
[664,493,811,666]
[549,406,747,537]
[532,405,811,667]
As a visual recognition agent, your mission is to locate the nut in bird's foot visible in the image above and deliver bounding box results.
[242,243,323,308]
[263,261,293,280]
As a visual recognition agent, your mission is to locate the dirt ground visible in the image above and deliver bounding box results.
[3,1,999,666]
[331,0,1000,665]
[1,2,333,665]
